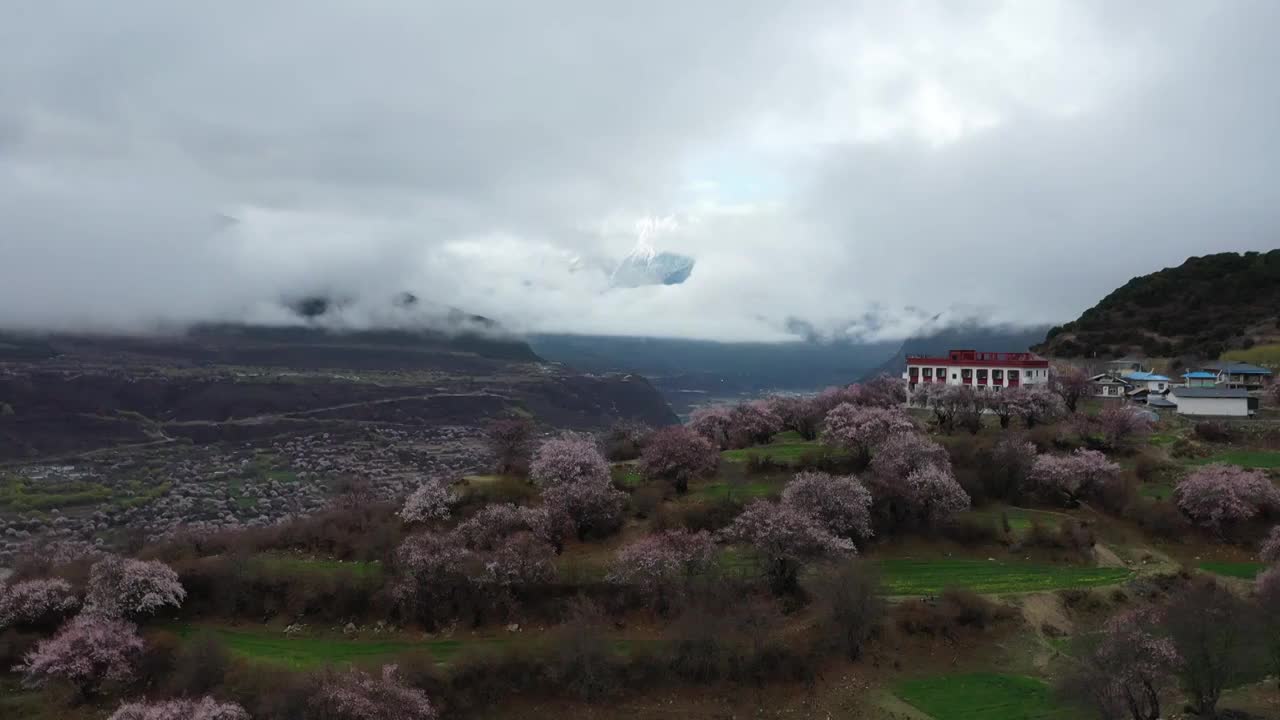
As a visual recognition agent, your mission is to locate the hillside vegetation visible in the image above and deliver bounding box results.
[1037,250,1280,359]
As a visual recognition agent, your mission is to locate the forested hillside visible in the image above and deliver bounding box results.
[1037,250,1280,359]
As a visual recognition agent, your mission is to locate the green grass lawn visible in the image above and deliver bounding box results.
[1199,561,1263,579]
[895,673,1074,720]
[1223,344,1280,366]
[689,478,782,501]
[1138,482,1174,501]
[170,624,434,668]
[720,431,838,466]
[877,559,1131,596]
[1190,450,1280,469]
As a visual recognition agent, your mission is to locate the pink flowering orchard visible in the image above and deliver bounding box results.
[398,476,453,525]
[0,577,79,630]
[820,403,915,463]
[608,530,716,609]
[310,664,437,720]
[638,425,719,492]
[781,471,873,542]
[1176,463,1280,532]
[86,555,186,620]
[728,401,784,447]
[1062,608,1179,720]
[688,405,735,449]
[720,500,855,594]
[1027,449,1120,507]
[868,432,950,482]
[1260,524,1280,564]
[19,615,145,697]
[529,433,611,488]
[109,697,250,720]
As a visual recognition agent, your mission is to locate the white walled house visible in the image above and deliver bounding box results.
[903,349,1050,393]
[1122,371,1171,394]
[1089,373,1133,398]
[1168,387,1250,417]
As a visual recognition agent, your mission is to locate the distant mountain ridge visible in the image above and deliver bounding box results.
[1035,250,1280,359]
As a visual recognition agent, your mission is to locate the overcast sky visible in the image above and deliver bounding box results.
[3,1,1278,341]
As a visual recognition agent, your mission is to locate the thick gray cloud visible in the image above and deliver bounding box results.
[2,1,1277,340]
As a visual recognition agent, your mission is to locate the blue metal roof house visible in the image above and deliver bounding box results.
[1197,361,1274,389]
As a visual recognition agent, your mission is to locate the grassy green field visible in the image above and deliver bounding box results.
[689,478,782,501]
[895,673,1073,720]
[720,431,841,466]
[1190,450,1280,469]
[170,624,434,668]
[1199,561,1264,579]
[1138,482,1174,501]
[877,559,1131,596]
[1223,344,1280,366]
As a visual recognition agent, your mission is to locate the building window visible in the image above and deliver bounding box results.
[951,373,957,380]
[1008,370,1019,380]
[937,368,946,379]
[977,369,988,383]
[922,368,932,379]
[993,370,1003,381]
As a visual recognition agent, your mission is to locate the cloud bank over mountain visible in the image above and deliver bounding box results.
[3,1,1279,341]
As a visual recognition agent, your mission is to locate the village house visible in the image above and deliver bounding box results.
[1168,386,1251,417]
[1088,373,1133,399]
[1194,361,1273,390]
[903,349,1050,392]
[1181,371,1218,388]
[1123,371,1171,394]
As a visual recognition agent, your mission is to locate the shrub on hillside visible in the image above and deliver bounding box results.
[1193,421,1235,443]
[0,578,79,631]
[485,417,534,475]
[808,560,884,661]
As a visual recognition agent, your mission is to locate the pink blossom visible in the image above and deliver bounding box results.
[869,432,950,482]
[1050,364,1092,412]
[638,425,719,492]
[815,385,864,415]
[1015,385,1066,427]
[542,478,627,540]
[820,403,915,460]
[1176,464,1280,532]
[727,401,784,447]
[1027,449,1120,507]
[85,556,186,620]
[859,375,907,408]
[900,465,970,523]
[765,394,824,440]
[720,500,855,592]
[109,696,250,720]
[1097,404,1154,449]
[1258,565,1280,606]
[1066,607,1179,720]
[781,471,873,542]
[18,615,144,695]
[310,664,437,720]
[607,530,716,587]
[0,577,79,630]
[1260,525,1280,564]
[479,532,556,587]
[529,433,610,489]
[399,477,453,525]
[688,405,735,449]
[451,503,540,550]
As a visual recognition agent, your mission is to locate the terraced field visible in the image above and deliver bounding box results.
[895,673,1074,719]
[878,559,1131,596]
[1199,561,1264,579]
[1190,450,1280,469]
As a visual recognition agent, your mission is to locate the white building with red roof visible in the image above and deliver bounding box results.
[902,349,1050,392]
